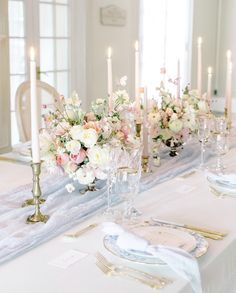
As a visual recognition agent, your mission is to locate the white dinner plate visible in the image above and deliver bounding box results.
[128,225,197,253]
[104,224,208,265]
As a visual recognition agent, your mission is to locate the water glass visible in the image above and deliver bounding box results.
[115,146,142,223]
[198,116,211,168]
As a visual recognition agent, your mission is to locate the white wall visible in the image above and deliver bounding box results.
[191,0,219,94]
[217,0,236,98]
[85,0,139,108]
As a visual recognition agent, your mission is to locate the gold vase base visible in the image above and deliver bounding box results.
[26,212,49,224]
[22,197,46,208]
[79,183,99,195]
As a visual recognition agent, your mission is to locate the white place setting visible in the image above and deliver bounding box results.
[0,1,236,293]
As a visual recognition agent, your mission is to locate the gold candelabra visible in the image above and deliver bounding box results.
[26,162,49,224]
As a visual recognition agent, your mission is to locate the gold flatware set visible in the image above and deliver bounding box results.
[95,252,172,289]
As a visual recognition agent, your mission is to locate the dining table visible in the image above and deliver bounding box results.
[0,136,236,293]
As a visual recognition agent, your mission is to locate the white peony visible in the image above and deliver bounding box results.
[87,146,109,167]
[65,140,81,155]
[75,167,95,185]
[169,119,183,133]
[70,125,83,140]
[40,129,55,156]
[78,128,98,148]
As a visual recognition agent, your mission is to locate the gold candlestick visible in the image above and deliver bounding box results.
[26,162,49,224]
[142,156,150,173]
[135,122,142,138]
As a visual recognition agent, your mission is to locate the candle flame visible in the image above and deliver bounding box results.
[107,47,112,58]
[208,67,212,74]
[135,40,139,51]
[30,47,35,61]
[226,50,232,60]
[197,37,202,45]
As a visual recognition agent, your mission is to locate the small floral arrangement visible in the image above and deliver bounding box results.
[182,86,210,115]
[149,87,197,155]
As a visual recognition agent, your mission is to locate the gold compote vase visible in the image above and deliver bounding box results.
[164,138,184,157]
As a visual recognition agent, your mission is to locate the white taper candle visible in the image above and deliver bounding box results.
[30,47,40,163]
[207,67,212,108]
[107,46,113,111]
[197,37,202,97]
[143,86,149,157]
[176,58,180,98]
[135,41,140,113]
[225,50,232,113]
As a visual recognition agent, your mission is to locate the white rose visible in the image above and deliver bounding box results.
[79,128,98,148]
[65,140,81,155]
[87,146,109,167]
[76,167,95,185]
[96,98,106,105]
[148,112,161,123]
[169,119,183,133]
[170,113,178,121]
[70,125,83,140]
[198,100,209,113]
[183,113,197,131]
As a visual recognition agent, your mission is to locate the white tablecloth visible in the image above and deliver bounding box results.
[0,148,236,293]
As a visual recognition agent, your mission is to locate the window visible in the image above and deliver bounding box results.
[140,0,193,96]
[39,0,70,96]
[8,0,71,145]
[8,0,26,145]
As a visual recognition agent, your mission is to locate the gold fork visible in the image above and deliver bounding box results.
[96,252,172,286]
[96,260,161,289]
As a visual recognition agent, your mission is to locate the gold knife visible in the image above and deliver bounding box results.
[64,223,97,238]
[151,218,227,237]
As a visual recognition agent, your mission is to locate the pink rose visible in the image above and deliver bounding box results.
[55,122,70,136]
[56,153,69,166]
[70,149,86,164]
[84,121,101,133]
[85,112,96,122]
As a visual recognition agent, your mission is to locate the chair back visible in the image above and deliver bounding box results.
[15,80,61,142]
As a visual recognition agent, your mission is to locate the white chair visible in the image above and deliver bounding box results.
[15,80,61,142]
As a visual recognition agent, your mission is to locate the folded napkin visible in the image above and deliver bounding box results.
[103,222,202,293]
[206,171,236,187]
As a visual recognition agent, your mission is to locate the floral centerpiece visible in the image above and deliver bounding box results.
[40,92,110,191]
[40,82,139,192]
[149,88,197,157]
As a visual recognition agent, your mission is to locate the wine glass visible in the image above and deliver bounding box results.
[197,116,211,169]
[115,145,142,224]
[210,117,229,172]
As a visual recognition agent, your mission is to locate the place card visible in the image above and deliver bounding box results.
[48,249,88,269]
